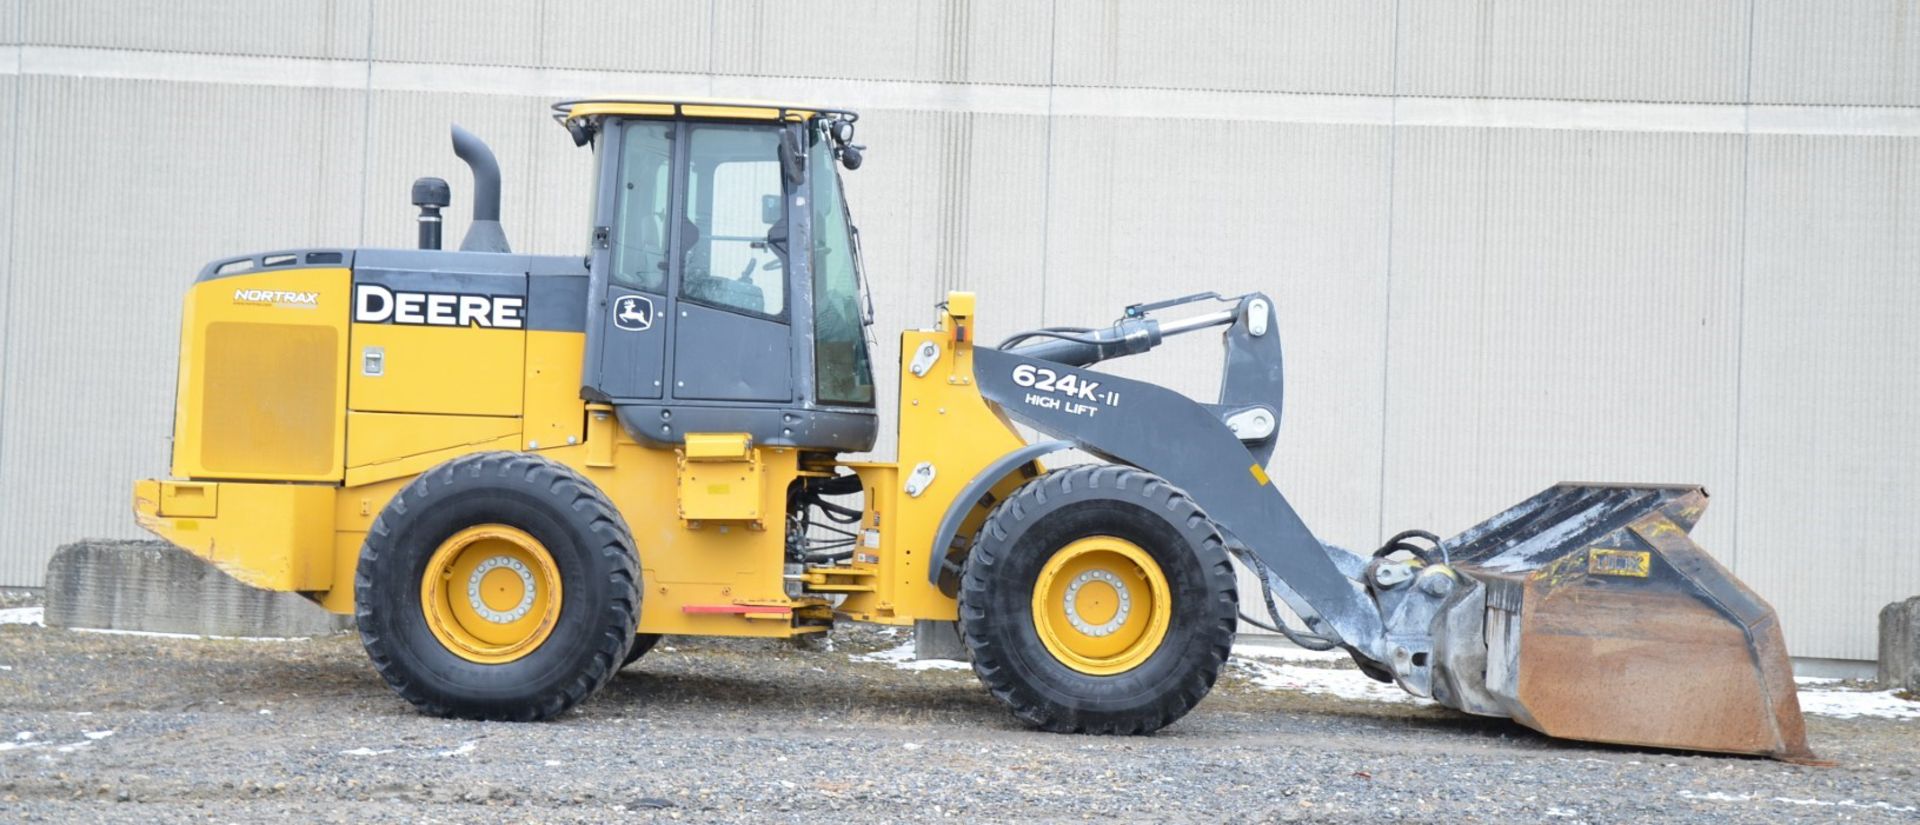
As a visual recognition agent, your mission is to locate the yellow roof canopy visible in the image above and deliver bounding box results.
[551,97,857,126]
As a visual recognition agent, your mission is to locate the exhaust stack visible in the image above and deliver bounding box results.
[450,124,510,253]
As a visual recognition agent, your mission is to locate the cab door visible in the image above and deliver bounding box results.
[670,121,793,403]
[584,119,673,400]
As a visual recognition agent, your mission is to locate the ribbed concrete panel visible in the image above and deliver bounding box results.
[1397,0,1749,103]
[1750,0,1920,106]
[1052,0,1394,95]
[536,0,710,74]
[1382,127,1745,559]
[20,0,370,59]
[2,0,17,46]
[361,91,544,253]
[524,124,596,262]
[711,0,1051,85]
[1739,135,1920,660]
[370,0,540,68]
[0,76,364,586]
[1042,116,1392,549]
[837,109,1051,460]
[0,74,15,439]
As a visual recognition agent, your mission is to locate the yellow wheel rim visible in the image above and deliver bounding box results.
[1031,536,1172,676]
[420,524,563,665]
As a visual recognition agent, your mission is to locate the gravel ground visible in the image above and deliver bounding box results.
[0,601,1915,823]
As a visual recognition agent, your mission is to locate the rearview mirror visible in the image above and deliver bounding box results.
[761,194,782,225]
[779,128,804,187]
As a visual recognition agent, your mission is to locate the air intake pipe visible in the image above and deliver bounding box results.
[451,124,510,253]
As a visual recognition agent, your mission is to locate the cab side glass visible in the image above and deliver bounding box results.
[612,122,672,293]
[809,127,875,407]
[682,124,787,318]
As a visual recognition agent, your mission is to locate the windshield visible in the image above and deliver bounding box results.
[809,122,874,407]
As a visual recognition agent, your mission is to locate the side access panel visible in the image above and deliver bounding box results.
[347,266,527,417]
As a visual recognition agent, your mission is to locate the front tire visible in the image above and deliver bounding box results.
[959,465,1237,734]
[355,452,640,721]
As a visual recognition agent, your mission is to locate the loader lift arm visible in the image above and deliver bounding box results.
[970,293,1392,667]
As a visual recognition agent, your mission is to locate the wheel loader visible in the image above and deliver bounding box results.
[133,97,1813,759]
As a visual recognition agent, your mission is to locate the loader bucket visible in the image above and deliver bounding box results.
[1427,483,1814,761]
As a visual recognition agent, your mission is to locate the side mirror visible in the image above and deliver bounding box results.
[779,128,804,187]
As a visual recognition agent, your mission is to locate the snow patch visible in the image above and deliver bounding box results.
[82,730,114,741]
[1679,791,1751,802]
[1231,644,1915,718]
[0,607,312,642]
[1772,796,1917,812]
[1682,789,1915,813]
[0,607,44,626]
[339,747,394,757]
[851,642,971,672]
[1795,687,1920,720]
[1234,657,1431,705]
[73,627,308,642]
[1231,641,1351,662]
[439,741,477,757]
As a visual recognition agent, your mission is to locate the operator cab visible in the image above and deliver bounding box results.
[556,99,877,452]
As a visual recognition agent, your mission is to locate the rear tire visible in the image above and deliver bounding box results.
[959,465,1237,734]
[355,451,640,721]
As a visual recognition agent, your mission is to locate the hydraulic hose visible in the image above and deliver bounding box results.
[1231,547,1342,651]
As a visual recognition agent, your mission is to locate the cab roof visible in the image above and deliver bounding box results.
[552,97,857,126]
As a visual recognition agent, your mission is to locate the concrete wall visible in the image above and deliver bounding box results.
[2,1,1916,661]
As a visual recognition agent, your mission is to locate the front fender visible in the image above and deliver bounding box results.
[925,440,1075,585]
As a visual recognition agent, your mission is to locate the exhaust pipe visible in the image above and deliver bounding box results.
[450,124,510,253]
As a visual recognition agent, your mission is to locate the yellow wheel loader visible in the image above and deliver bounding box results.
[134,98,1812,758]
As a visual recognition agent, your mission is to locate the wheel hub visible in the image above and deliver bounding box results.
[468,555,538,624]
[1031,536,1173,675]
[1063,569,1131,637]
[420,525,563,664]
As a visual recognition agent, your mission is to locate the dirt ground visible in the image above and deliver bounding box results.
[0,598,1915,823]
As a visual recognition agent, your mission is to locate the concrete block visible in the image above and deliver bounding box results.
[44,540,350,638]
[1881,597,1920,692]
[914,619,968,661]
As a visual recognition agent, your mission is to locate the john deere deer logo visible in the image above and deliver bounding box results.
[613,294,655,331]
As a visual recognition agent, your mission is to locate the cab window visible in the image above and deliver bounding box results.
[610,121,673,293]
[809,125,874,406]
[681,124,787,318]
